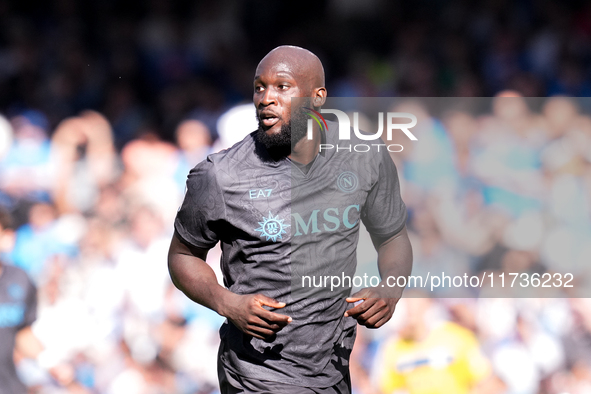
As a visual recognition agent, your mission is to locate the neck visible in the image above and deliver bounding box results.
[289,124,320,165]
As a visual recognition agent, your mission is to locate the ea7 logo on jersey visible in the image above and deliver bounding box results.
[249,189,272,199]
[255,212,290,242]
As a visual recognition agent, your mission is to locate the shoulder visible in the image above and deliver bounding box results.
[195,131,258,173]
[3,264,31,282]
[1,264,36,294]
[187,131,258,185]
[209,131,258,163]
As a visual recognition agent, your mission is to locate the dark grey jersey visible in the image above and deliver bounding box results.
[175,120,407,387]
[0,264,37,394]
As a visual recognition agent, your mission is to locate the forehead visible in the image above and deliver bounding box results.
[254,56,302,80]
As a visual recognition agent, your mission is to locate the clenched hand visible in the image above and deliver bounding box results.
[223,293,292,340]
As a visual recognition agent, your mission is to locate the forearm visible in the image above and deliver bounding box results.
[15,326,44,359]
[168,232,291,338]
[375,226,413,299]
[167,234,235,317]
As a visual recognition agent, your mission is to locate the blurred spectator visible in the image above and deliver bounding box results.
[212,103,258,152]
[394,101,459,198]
[558,299,591,393]
[0,206,40,394]
[373,296,498,394]
[0,207,81,392]
[120,135,181,225]
[0,94,590,394]
[2,1,591,392]
[9,202,77,283]
[0,111,54,203]
[407,206,473,297]
[51,110,119,214]
[116,204,171,321]
[472,94,546,217]
[173,118,212,190]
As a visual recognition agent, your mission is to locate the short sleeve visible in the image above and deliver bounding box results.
[174,157,226,249]
[361,148,407,239]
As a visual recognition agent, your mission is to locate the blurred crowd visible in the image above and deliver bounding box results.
[350,95,591,394]
[2,91,591,393]
[1,0,591,393]
[2,0,591,142]
[0,108,224,393]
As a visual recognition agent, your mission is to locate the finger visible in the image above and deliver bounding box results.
[346,288,372,303]
[256,308,292,324]
[345,298,377,317]
[346,297,364,303]
[360,307,388,327]
[360,302,394,327]
[255,315,290,331]
[354,303,384,325]
[245,326,276,340]
[256,295,287,309]
[247,316,287,333]
[357,300,392,323]
[363,314,392,329]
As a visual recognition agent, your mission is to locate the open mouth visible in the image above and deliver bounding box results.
[260,113,280,128]
[262,117,279,127]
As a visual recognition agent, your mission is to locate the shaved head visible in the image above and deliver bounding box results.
[256,46,325,93]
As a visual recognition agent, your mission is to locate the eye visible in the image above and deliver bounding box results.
[254,85,264,93]
[278,84,290,90]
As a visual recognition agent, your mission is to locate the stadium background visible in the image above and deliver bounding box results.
[1,0,591,392]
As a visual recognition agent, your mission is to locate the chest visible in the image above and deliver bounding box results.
[221,160,375,244]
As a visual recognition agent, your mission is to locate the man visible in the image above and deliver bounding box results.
[0,207,42,394]
[169,46,413,393]
[376,296,494,394]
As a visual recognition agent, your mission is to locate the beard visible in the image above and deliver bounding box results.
[256,105,310,157]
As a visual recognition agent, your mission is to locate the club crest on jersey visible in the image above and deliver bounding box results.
[337,171,358,193]
[255,211,290,242]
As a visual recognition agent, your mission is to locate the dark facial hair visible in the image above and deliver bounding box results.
[256,103,310,159]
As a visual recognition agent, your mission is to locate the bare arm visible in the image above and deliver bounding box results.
[168,231,291,339]
[15,326,44,359]
[15,326,80,387]
[374,225,413,299]
[167,231,230,313]
[345,225,413,328]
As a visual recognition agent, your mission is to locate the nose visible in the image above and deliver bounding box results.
[259,87,277,107]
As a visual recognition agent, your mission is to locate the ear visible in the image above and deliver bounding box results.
[313,87,327,109]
